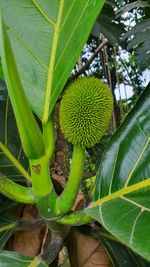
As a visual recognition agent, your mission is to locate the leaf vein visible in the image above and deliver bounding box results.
[124,137,150,187]
[129,210,143,245]
[60,0,76,32]
[31,0,55,26]
[109,143,121,194]
[121,196,150,212]
[42,0,64,123]
[9,27,48,70]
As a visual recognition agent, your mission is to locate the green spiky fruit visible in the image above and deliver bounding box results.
[59,77,113,148]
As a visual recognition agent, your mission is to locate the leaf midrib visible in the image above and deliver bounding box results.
[42,0,64,124]
[90,177,150,208]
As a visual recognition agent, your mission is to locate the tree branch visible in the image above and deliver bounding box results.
[16,218,46,230]
[70,39,108,81]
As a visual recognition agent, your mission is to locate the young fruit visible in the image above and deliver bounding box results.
[60,77,113,148]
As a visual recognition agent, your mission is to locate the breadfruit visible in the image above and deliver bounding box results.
[59,77,113,148]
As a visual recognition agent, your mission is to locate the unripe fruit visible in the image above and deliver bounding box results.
[59,77,113,148]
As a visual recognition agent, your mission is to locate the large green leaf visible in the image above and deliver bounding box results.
[85,83,150,260]
[0,0,105,123]
[0,80,30,182]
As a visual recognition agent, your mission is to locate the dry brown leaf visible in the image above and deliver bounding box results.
[67,229,112,267]
[12,205,44,256]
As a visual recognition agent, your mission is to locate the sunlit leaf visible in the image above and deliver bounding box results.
[0,0,105,123]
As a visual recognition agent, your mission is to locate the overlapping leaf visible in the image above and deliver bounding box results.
[92,1,124,46]
[0,251,48,266]
[0,208,16,249]
[0,80,29,182]
[85,83,150,260]
[0,0,105,122]
[0,80,29,248]
[116,0,150,18]
[94,229,150,267]
[124,19,150,71]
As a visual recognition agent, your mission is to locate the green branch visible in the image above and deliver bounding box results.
[0,175,36,204]
[56,144,85,215]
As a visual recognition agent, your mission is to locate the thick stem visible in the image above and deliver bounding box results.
[0,175,36,204]
[56,144,85,215]
[29,155,58,218]
[29,155,56,199]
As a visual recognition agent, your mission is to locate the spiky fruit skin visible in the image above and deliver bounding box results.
[59,77,113,148]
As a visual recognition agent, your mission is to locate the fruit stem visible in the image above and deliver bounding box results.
[56,144,85,215]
